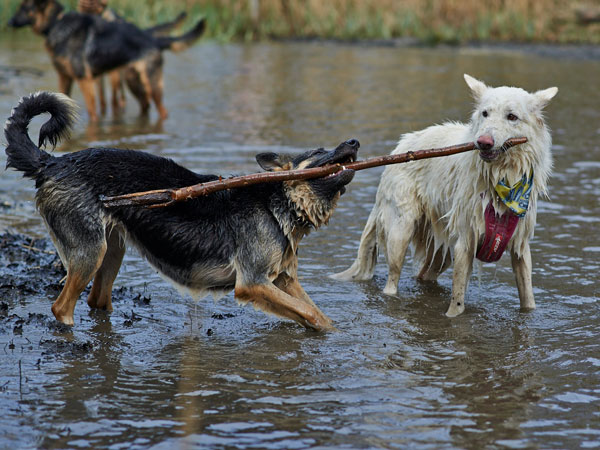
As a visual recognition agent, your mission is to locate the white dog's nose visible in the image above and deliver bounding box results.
[477,135,494,150]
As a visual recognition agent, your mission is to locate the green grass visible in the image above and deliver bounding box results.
[1,0,599,44]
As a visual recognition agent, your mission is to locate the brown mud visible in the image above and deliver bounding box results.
[0,230,155,355]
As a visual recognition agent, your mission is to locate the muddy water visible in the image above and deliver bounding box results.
[1,30,599,449]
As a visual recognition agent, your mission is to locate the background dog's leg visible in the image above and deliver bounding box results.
[511,244,536,311]
[57,72,73,96]
[77,78,98,122]
[132,61,154,117]
[109,70,126,113]
[382,218,415,295]
[124,67,150,115]
[446,238,474,317]
[96,77,106,116]
[52,244,107,326]
[235,282,334,331]
[88,228,125,312]
[150,69,168,120]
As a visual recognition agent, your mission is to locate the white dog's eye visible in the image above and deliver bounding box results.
[507,113,518,121]
[482,110,488,118]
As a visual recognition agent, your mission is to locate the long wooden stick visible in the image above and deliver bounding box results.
[101,137,527,209]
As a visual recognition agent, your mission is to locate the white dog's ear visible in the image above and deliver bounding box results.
[533,87,558,109]
[464,74,487,99]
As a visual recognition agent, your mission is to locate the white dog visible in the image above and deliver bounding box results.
[332,74,557,316]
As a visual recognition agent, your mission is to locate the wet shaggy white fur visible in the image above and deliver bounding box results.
[332,74,557,317]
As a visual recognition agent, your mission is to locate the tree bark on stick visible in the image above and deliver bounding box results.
[101,137,527,209]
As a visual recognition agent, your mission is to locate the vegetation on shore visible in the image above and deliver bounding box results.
[1,0,599,44]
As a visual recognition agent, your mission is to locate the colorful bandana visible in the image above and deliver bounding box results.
[476,202,520,262]
[494,171,533,218]
[476,171,534,262]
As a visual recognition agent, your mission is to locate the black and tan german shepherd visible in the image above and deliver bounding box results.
[9,0,205,121]
[4,92,359,331]
[83,7,188,115]
[77,1,188,115]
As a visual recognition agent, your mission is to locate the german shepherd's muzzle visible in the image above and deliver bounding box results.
[4,92,358,331]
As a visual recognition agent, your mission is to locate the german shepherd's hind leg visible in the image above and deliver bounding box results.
[511,243,535,311]
[87,226,126,312]
[77,77,99,122]
[146,52,168,119]
[96,76,107,116]
[150,69,168,120]
[131,60,155,117]
[109,70,126,113]
[235,282,334,331]
[124,67,151,115]
[51,240,107,326]
[57,72,73,96]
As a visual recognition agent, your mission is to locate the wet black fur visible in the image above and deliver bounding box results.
[9,0,206,79]
[4,92,358,326]
[4,92,74,178]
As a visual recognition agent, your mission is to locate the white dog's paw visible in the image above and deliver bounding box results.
[382,285,398,295]
[445,302,465,317]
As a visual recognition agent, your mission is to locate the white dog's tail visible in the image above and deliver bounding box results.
[330,207,378,281]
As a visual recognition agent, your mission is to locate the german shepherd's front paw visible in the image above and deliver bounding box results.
[304,311,336,332]
[51,305,75,326]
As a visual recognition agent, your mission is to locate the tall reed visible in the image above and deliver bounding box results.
[1,0,597,43]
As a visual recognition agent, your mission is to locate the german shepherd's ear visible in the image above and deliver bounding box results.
[256,152,292,171]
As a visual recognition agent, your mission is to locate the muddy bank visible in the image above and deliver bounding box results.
[0,231,159,357]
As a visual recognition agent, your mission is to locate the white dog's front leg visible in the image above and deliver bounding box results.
[511,244,535,311]
[446,239,474,317]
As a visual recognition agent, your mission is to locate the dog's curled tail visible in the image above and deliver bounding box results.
[156,18,206,52]
[4,92,78,179]
[330,207,379,282]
